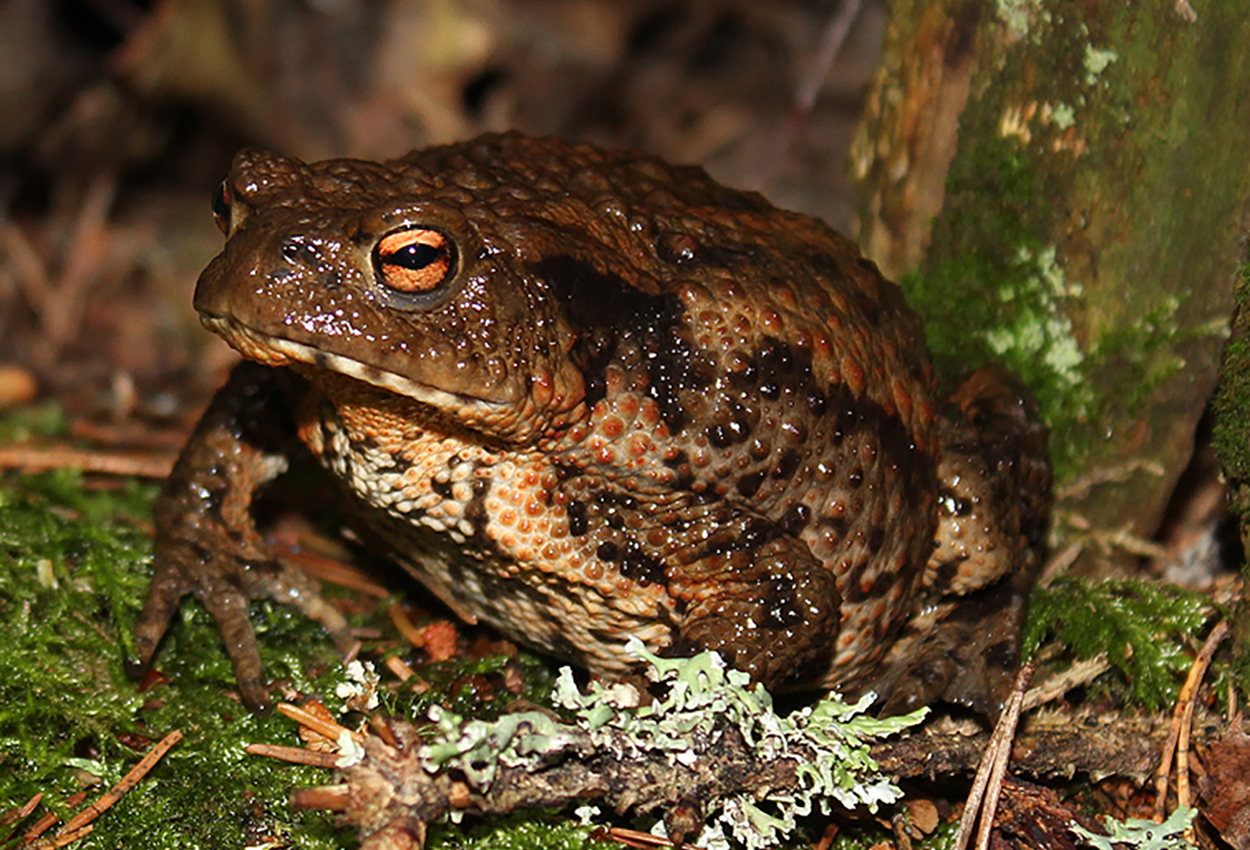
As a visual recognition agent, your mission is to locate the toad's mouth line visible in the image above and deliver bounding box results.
[201,314,505,412]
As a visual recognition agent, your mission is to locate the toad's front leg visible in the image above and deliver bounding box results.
[132,362,351,711]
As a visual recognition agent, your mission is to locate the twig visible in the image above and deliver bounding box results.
[264,685,1206,849]
[244,742,340,768]
[1153,620,1229,820]
[954,663,1034,850]
[1,794,41,829]
[795,0,863,116]
[0,446,175,478]
[54,730,183,839]
[384,655,419,683]
[20,794,86,845]
[389,602,428,646]
[275,546,391,598]
[813,822,839,850]
[43,173,117,356]
[604,826,679,848]
[750,0,863,186]
[1039,540,1083,583]
[27,825,94,849]
[1022,654,1111,710]
[276,702,365,745]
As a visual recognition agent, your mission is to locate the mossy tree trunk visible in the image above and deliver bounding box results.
[851,0,1250,572]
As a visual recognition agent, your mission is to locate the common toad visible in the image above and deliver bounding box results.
[134,133,1049,712]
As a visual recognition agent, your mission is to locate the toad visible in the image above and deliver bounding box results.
[133,133,1049,713]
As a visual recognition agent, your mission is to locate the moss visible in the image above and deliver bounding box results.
[902,135,1102,480]
[0,468,626,849]
[1211,262,1250,693]
[427,813,615,850]
[0,470,352,848]
[388,652,561,725]
[1022,579,1216,710]
[1211,264,1250,492]
[900,2,1233,486]
[0,399,66,443]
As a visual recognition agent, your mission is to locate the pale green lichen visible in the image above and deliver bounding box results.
[410,639,924,849]
[1083,46,1118,84]
[982,244,1091,415]
[1070,806,1195,850]
[996,0,1050,39]
[1049,102,1076,130]
[421,704,581,789]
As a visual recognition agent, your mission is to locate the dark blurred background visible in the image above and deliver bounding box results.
[0,0,884,430]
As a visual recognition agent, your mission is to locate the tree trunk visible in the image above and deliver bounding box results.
[851,0,1250,572]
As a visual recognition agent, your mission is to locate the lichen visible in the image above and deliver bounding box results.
[1083,45,1119,84]
[995,0,1049,39]
[414,638,925,850]
[1070,805,1195,850]
[1048,102,1076,130]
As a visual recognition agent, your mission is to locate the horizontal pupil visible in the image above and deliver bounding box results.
[389,242,443,271]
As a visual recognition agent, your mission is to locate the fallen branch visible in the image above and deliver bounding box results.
[281,643,924,850]
[266,644,1221,850]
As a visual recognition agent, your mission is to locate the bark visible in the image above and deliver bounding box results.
[850,0,1250,572]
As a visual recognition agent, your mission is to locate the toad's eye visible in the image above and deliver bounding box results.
[375,228,456,294]
[211,180,231,235]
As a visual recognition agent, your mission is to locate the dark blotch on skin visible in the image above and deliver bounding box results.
[773,449,800,480]
[567,500,588,536]
[986,639,1017,670]
[729,356,759,389]
[780,503,810,535]
[536,255,712,432]
[706,424,733,448]
[930,557,961,590]
[855,285,881,327]
[619,542,667,586]
[763,577,803,628]
[843,569,871,604]
[464,478,493,546]
[737,519,776,551]
[736,471,764,498]
[699,531,739,556]
[806,252,838,278]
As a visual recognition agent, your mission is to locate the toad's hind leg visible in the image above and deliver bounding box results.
[668,520,842,691]
[876,368,1051,717]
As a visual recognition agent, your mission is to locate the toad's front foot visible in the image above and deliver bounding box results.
[132,364,351,711]
[671,528,842,691]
